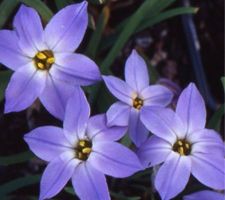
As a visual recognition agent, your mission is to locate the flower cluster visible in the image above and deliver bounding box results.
[0,1,224,200]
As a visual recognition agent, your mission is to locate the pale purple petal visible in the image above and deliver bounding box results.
[40,152,79,200]
[140,107,185,144]
[44,2,88,52]
[39,75,79,120]
[89,141,142,178]
[63,88,90,142]
[125,49,149,92]
[183,190,225,200]
[0,30,30,70]
[4,63,46,113]
[24,126,72,162]
[103,75,134,105]
[176,83,206,133]
[137,135,171,168]
[72,162,110,200]
[140,85,173,107]
[155,153,191,200]
[51,53,101,86]
[87,114,126,141]
[191,153,225,190]
[106,101,131,126]
[13,5,45,57]
[129,108,149,147]
[188,129,224,156]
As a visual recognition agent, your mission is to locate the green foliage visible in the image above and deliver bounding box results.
[0,70,12,102]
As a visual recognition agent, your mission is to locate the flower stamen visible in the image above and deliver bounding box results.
[173,139,191,156]
[76,139,92,161]
[33,50,55,70]
[133,97,144,110]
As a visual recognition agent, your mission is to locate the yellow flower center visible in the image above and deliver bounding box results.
[173,139,191,156]
[33,50,55,70]
[133,97,144,110]
[76,140,92,161]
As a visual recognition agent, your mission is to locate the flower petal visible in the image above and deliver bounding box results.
[140,107,184,144]
[39,75,79,120]
[137,135,171,168]
[72,162,110,200]
[176,83,206,133]
[191,153,225,190]
[89,141,142,178]
[51,53,101,86]
[24,126,71,162]
[87,114,126,141]
[129,108,149,147]
[103,75,134,105]
[44,2,88,52]
[40,152,79,200]
[125,49,149,92]
[0,30,30,70]
[141,85,173,107]
[13,5,45,57]
[63,88,90,143]
[188,129,224,156]
[183,190,225,200]
[155,153,191,200]
[4,63,46,113]
[106,101,131,126]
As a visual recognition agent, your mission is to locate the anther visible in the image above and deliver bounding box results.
[133,97,144,110]
[173,139,191,156]
[33,50,55,70]
[76,140,92,161]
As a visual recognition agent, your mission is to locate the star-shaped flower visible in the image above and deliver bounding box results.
[103,50,173,146]
[0,1,101,119]
[24,88,142,200]
[138,83,225,200]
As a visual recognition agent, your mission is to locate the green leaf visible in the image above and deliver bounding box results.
[221,77,225,92]
[54,0,74,10]
[100,0,160,74]
[0,151,33,166]
[0,0,19,28]
[110,191,141,200]
[207,104,224,131]
[19,0,53,22]
[0,175,40,196]
[137,6,198,32]
[86,6,110,58]
[64,187,75,195]
[0,70,13,101]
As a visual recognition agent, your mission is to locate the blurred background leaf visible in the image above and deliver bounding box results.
[0,70,12,102]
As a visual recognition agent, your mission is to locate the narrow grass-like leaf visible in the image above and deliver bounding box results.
[19,0,53,22]
[0,151,33,166]
[0,175,40,196]
[86,6,110,58]
[0,0,19,28]
[221,77,225,92]
[100,0,160,74]
[110,191,141,200]
[0,70,12,102]
[54,0,74,10]
[207,104,224,131]
[137,7,198,32]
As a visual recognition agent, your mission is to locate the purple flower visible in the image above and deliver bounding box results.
[0,1,101,119]
[138,83,225,200]
[183,190,224,200]
[103,50,173,146]
[24,88,142,200]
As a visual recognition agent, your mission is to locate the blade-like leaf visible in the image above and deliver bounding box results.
[54,0,74,10]
[86,6,110,58]
[0,151,33,166]
[0,70,12,102]
[0,0,19,28]
[0,175,40,196]
[207,104,224,131]
[221,76,225,92]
